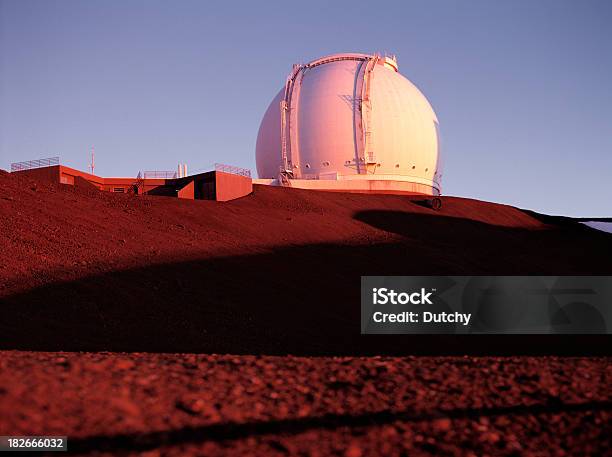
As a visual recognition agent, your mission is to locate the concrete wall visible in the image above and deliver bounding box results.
[177,180,194,199]
[59,166,104,189]
[12,165,253,201]
[215,171,253,202]
[13,166,61,184]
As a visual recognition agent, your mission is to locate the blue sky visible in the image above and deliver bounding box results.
[0,0,610,216]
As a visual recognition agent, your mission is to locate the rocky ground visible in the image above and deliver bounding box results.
[1,352,610,456]
[0,170,610,455]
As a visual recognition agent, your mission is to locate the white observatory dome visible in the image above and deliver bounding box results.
[255,53,442,195]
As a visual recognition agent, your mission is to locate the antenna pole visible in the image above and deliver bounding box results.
[90,146,95,175]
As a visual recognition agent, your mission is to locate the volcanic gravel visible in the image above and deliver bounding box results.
[1,352,610,456]
[0,170,611,455]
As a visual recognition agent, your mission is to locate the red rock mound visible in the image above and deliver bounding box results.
[0,170,610,355]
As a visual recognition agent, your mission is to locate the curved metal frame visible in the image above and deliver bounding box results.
[279,53,394,181]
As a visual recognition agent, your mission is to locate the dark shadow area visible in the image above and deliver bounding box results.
[146,185,179,197]
[66,400,612,454]
[356,208,611,244]
[1,212,611,355]
[520,209,612,231]
[519,209,583,227]
[408,198,441,211]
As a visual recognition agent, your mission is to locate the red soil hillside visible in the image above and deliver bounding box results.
[0,169,610,355]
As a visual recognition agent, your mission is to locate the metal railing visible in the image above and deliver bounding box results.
[142,171,177,179]
[214,163,251,178]
[10,156,59,172]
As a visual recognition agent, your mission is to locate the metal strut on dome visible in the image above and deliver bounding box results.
[279,63,304,183]
[360,54,379,174]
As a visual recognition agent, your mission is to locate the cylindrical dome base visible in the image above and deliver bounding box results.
[253,175,440,196]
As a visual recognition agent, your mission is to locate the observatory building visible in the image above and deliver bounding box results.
[255,53,442,195]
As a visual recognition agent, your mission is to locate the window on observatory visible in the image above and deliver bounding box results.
[113,188,125,193]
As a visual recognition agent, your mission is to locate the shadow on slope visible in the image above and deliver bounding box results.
[1,213,610,355]
[519,209,612,230]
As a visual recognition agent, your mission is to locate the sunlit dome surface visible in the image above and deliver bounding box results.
[256,53,442,195]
